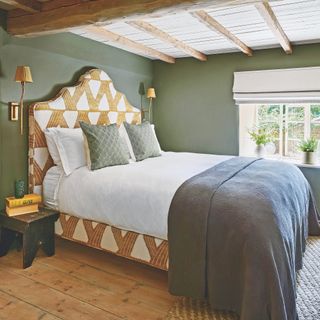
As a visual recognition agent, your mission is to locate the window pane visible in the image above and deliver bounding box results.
[311,105,320,121]
[258,105,280,122]
[250,104,318,159]
[287,106,304,121]
[311,124,320,139]
[287,140,300,157]
[257,105,281,154]
[259,122,280,136]
[288,122,304,139]
[311,106,320,142]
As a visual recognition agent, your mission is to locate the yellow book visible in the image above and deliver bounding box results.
[6,204,39,217]
[6,194,42,208]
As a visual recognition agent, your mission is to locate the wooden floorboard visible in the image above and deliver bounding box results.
[0,290,60,320]
[0,238,175,320]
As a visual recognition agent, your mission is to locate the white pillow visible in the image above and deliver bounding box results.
[119,124,136,161]
[44,129,62,166]
[82,132,92,169]
[47,128,86,176]
[151,124,162,154]
[119,123,162,162]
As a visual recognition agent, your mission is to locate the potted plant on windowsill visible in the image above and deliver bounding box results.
[298,138,319,165]
[248,127,274,157]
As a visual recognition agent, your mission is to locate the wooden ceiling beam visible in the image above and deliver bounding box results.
[255,1,292,54]
[86,26,175,64]
[1,0,40,13]
[192,10,253,56]
[7,0,264,37]
[128,20,207,61]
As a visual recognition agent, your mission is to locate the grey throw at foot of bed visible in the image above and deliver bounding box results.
[168,157,320,320]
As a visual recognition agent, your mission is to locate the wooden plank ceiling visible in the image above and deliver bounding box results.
[2,0,320,63]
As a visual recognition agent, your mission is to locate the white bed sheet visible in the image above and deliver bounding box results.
[43,165,64,209]
[43,152,232,240]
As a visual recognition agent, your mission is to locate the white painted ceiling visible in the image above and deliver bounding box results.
[71,0,320,60]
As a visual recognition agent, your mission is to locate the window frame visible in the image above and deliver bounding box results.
[253,104,316,159]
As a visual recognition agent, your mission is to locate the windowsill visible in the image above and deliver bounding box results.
[263,155,320,169]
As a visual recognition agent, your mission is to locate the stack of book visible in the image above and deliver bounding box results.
[6,194,42,216]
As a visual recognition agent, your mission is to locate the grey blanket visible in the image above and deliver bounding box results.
[168,157,320,320]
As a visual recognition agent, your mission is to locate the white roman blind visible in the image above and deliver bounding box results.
[233,67,320,104]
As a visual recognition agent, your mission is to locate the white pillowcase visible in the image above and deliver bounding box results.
[119,124,136,161]
[45,128,86,176]
[151,124,162,155]
[119,123,162,162]
[44,129,62,166]
[82,132,92,169]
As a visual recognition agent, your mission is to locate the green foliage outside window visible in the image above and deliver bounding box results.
[255,104,320,157]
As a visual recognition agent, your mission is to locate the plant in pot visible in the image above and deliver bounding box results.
[248,126,274,157]
[298,137,319,165]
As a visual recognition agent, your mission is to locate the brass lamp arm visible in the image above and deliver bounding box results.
[19,82,25,135]
[149,98,153,123]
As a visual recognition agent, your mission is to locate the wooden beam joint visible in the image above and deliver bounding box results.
[128,20,207,61]
[192,10,253,56]
[86,26,175,63]
[255,1,292,54]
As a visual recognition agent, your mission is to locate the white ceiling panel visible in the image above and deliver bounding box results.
[71,0,320,61]
[270,0,320,43]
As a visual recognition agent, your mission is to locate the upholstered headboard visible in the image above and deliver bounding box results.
[29,69,141,195]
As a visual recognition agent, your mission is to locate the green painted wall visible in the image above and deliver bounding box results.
[153,44,320,209]
[0,24,152,209]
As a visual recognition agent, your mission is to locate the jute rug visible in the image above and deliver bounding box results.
[166,237,320,320]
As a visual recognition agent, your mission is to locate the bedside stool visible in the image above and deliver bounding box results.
[0,208,59,268]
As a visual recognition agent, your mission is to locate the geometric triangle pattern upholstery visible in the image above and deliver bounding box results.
[56,213,169,271]
[29,69,141,194]
[29,69,169,271]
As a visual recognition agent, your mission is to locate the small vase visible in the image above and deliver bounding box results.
[255,145,265,158]
[302,152,317,165]
[265,142,276,155]
[15,180,25,199]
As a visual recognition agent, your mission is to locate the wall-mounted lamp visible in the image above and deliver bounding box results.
[138,82,146,121]
[9,102,19,121]
[147,88,156,123]
[15,66,33,135]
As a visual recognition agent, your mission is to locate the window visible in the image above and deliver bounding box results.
[239,104,320,159]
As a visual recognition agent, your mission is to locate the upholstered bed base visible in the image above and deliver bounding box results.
[55,213,169,270]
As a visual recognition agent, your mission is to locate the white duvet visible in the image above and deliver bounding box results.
[44,152,232,240]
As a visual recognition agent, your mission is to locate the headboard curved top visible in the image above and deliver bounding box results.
[29,68,141,194]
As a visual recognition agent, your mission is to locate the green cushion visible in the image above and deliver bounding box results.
[124,121,161,161]
[80,122,129,170]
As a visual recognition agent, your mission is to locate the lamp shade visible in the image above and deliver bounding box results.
[147,88,156,99]
[15,66,33,83]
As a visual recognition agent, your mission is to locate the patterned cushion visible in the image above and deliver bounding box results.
[80,122,129,170]
[124,121,161,161]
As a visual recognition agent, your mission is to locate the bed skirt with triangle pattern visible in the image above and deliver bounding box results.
[55,213,169,270]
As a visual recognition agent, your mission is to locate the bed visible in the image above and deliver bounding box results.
[29,68,174,270]
[43,152,232,241]
[29,69,320,320]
